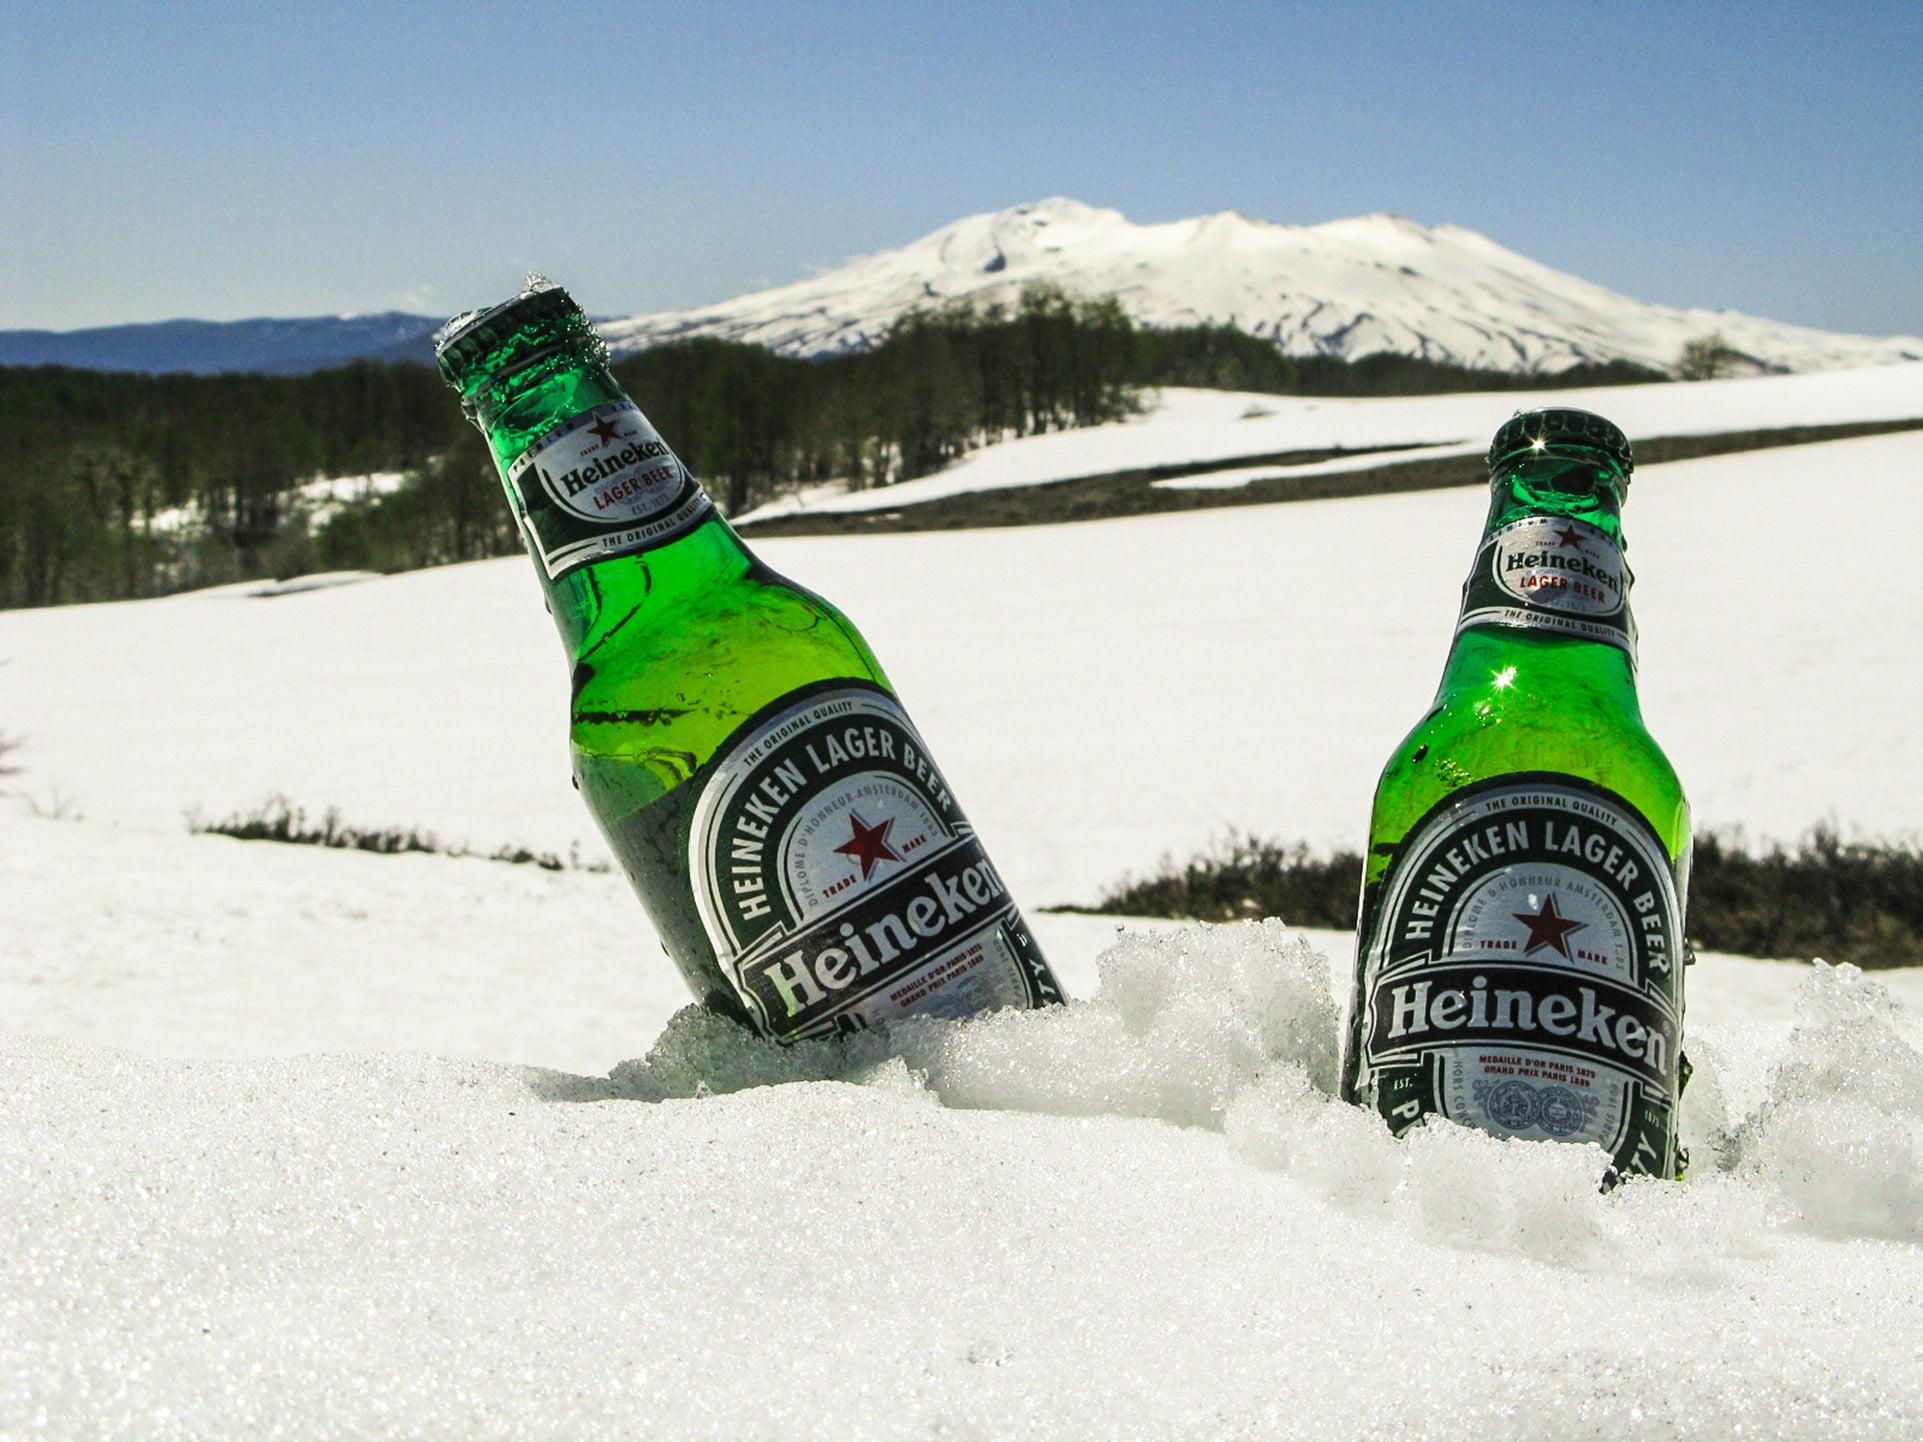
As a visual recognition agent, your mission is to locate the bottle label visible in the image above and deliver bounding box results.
[1352,774,1683,1177]
[687,685,1060,1041]
[1456,514,1636,659]
[505,402,713,578]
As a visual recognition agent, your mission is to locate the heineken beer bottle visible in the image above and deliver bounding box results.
[435,280,1061,1041]
[1340,408,1689,1179]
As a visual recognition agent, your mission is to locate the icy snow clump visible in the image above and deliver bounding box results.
[574,925,1923,1259]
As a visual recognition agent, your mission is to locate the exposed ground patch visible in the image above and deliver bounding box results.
[738,418,1923,537]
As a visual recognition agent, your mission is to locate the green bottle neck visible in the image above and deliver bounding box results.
[470,350,626,472]
[448,318,747,659]
[1436,450,1639,708]
[1481,450,1627,541]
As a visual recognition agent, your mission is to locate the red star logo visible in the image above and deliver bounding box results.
[1513,894,1586,957]
[1552,524,1589,551]
[587,414,625,447]
[833,810,902,881]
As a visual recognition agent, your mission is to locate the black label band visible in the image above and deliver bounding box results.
[1366,961,1675,1091]
[689,684,1058,1039]
[733,835,1020,1031]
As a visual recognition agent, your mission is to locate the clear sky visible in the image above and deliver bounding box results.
[4,0,1920,338]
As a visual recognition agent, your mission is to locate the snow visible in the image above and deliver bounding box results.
[0,806,1153,1073]
[599,198,1923,375]
[1149,443,1478,492]
[9,408,1919,900]
[5,922,1923,1438]
[147,471,406,536]
[6,366,1923,1436]
[293,469,409,525]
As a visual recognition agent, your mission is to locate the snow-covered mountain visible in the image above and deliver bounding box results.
[601,198,1923,376]
[12,201,1919,378]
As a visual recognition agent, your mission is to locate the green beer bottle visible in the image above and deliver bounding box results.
[435,280,1062,1041]
[1340,408,1689,1179]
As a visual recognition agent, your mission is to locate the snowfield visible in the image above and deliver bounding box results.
[5,369,1923,1438]
[9,374,1921,903]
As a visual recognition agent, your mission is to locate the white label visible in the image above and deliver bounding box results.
[1488,515,1628,617]
[514,403,685,523]
[503,402,713,578]
[1354,776,1684,1173]
[1455,514,1637,658]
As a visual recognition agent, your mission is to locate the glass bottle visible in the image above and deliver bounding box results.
[1340,407,1689,1179]
[436,280,1061,1041]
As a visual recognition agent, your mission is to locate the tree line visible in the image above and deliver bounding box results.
[0,359,499,609]
[0,285,1664,609]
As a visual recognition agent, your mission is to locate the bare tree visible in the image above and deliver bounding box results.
[0,661,22,792]
[1679,332,1743,381]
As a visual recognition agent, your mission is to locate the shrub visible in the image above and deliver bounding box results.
[1081,826,1923,969]
[1688,826,1923,968]
[1083,832,1361,929]
[188,795,605,872]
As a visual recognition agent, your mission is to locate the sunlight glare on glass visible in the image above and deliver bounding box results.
[1492,665,1518,690]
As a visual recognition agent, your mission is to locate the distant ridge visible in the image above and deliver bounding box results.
[0,312,441,376]
[600,199,1923,377]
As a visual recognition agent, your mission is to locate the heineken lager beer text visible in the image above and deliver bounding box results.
[1341,409,1690,1179]
[436,281,1061,1041]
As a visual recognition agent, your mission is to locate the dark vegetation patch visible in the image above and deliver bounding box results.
[1,289,1145,607]
[737,417,1923,537]
[10,281,1918,607]
[1071,833,1364,930]
[0,292,1676,610]
[0,361,512,609]
[1688,828,1923,969]
[189,795,607,872]
[1073,827,1923,969]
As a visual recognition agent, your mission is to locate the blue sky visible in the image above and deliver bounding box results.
[4,0,1919,337]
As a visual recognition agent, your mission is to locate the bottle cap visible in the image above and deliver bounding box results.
[1487,408,1633,478]
[434,277,601,390]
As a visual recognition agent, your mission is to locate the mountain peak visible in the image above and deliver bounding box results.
[1003,196,1114,222]
[598,200,1923,374]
